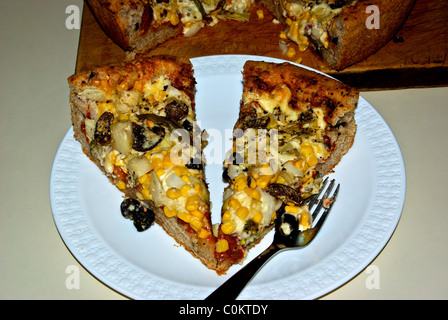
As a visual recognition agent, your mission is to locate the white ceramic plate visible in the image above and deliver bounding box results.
[50,55,406,300]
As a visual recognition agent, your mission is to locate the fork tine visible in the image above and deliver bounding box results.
[307,177,329,212]
[311,179,336,221]
[312,182,340,230]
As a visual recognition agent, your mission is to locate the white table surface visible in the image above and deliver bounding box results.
[1,0,447,300]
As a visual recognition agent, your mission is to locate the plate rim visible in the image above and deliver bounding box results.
[50,54,406,300]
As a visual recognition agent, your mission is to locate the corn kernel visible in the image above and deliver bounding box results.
[138,173,150,185]
[178,211,193,223]
[152,157,163,170]
[191,210,204,219]
[166,187,182,199]
[173,166,188,176]
[198,228,209,239]
[222,210,232,222]
[295,57,303,64]
[236,207,249,220]
[190,218,203,232]
[163,206,177,217]
[155,169,165,177]
[181,175,190,183]
[221,221,236,234]
[162,153,173,168]
[216,239,229,252]
[256,175,271,189]
[301,143,318,167]
[116,180,126,190]
[169,12,180,26]
[280,31,287,39]
[285,205,300,214]
[276,175,286,184]
[256,9,264,19]
[194,183,202,195]
[252,211,263,224]
[142,188,151,200]
[180,184,191,196]
[300,212,309,227]
[286,47,296,58]
[294,159,308,171]
[244,187,261,200]
[229,198,241,210]
[234,174,248,191]
[185,195,200,211]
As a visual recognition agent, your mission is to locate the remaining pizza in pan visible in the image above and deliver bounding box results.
[260,0,416,70]
[67,55,220,272]
[85,0,415,70]
[214,60,358,271]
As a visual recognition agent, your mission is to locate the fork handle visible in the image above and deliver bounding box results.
[205,244,280,301]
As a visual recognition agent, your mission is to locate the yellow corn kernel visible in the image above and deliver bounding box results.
[301,143,318,167]
[198,228,209,239]
[256,9,264,19]
[294,159,308,171]
[221,221,236,234]
[256,175,271,189]
[286,47,296,58]
[117,114,129,121]
[173,165,188,176]
[142,188,151,200]
[155,169,165,177]
[166,187,182,199]
[300,212,309,227]
[194,183,203,195]
[191,210,204,219]
[178,211,193,223]
[280,31,287,39]
[152,157,163,170]
[163,206,177,218]
[190,218,203,232]
[285,18,292,26]
[162,153,173,168]
[116,180,126,190]
[244,187,261,200]
[295,57,303,64]
[236,207,249,220]
[181,175,190,183]
[185,195,200,211]
[216,239,229,252]
[276,175,286,184]
[169,12,180,26]
[234,174,248,191]
[222,210,233,222]
[252,211,263,224]
[180,184,191,196]
[285,205,300,214]
[133,80,143,92]
[229,198,241,210]
[138,173,150,185]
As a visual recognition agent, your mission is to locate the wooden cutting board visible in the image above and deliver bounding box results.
[76,0,448,90]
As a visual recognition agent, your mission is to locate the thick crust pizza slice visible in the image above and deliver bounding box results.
[67,56,220,272]
[215,60,358,272]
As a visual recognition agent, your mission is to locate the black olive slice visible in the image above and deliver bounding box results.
[165,100,189,121]
[94,112,114,145]
[132,122,165,152]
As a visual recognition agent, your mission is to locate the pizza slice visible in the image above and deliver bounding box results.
[86,0,253,53]
[67,55,220,272]
[215,60,358,272]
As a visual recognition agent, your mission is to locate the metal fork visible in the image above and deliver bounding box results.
[205,178,340,300]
